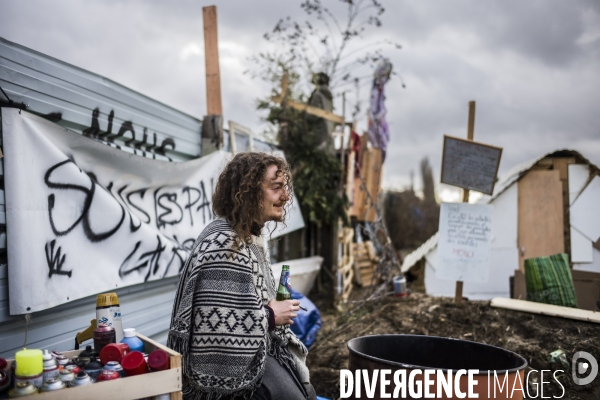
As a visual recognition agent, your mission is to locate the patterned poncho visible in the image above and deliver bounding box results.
[167,219,309,400]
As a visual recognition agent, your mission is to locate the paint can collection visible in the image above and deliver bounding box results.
[0,293,171,398]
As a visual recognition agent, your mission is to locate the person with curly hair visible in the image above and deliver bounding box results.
[168,152,316,400]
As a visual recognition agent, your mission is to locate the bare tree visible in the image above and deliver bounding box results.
[249,0,401,118]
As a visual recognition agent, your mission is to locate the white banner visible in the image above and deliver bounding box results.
[2,109,303,314]
[436,202,493,283]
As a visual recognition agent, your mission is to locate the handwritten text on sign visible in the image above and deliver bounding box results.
[441,136,502,195]
[437,202,493,283]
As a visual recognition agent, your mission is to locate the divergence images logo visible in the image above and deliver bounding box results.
[572,351,598,386]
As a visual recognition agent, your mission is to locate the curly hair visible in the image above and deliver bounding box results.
[212,152,293,245]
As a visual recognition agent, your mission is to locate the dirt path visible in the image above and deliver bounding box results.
[307,293,600,399]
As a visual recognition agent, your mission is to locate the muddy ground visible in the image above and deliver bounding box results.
[306,290,600,399]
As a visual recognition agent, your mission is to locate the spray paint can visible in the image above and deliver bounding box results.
[103,361,125,377]
[0,370,10,393]
[58,369,75,384]
[68,371,94,387]
[393,276,407,297]
[97,369,120,382]
[51,351,69,369]
[93,323,116,354]
[96,293,124,343]
[83,358,104,381]
[39,377,66,393]
[42,350,59,382]
[8,382,38,397]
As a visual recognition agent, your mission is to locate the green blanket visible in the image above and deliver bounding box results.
[524,253,577,308]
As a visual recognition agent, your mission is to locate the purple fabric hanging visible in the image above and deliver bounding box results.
[367,59,392,161]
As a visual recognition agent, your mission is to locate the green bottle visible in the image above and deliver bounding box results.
[276,265,292,301]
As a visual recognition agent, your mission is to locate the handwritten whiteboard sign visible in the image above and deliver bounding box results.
[441,135,502,195]
[436,202,493,282]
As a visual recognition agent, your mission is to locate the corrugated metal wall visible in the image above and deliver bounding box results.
[0,37,203,357]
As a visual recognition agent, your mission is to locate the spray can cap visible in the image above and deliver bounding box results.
[96,293,120,307]
[42,349,53,361]
[123,328,136,338]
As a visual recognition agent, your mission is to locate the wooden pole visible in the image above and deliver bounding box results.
[455,100,476,304]
[203,6,222,116]
[461,101,476,202]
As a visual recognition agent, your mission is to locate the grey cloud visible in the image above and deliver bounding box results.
[1,0,598,196]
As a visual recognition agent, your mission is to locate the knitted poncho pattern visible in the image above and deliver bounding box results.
[167,219,308,400]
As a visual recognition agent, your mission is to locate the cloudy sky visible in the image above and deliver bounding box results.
[1,0,599,200]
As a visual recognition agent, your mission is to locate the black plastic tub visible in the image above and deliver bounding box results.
[347,335,528,399]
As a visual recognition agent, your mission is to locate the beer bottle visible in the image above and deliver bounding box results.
[276,265,292,301]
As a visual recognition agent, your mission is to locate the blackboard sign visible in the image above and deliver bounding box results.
[441,135,502,195]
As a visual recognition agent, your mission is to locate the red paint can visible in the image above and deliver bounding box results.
[148,350,170,372]
[97,369,120,382]
[100,342,129,365]
[121,351,147,376]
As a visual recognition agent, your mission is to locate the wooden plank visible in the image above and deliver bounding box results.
[491,297,600,323]
[270,95,344,124]
[346,151,355,211]
[365,241,377,261]
[203,6,222,116]
[355,148,382,222]
[32,367,181,400]
[457,103,475,302]
[137,333,182,400]
[350,136,370,218]
[353,260,363,286]
[553,158,570,181]
[517,170,564,271]
[467,101,475,141]
[553,158,571,258]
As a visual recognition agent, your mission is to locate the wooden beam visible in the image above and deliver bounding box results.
[272,73,289,104]
[270,97,344,124]
[456,101,476,302]
[491,297,600,324]
[467,100,476,141]
[461,101,476,203]
[203,6,222,116]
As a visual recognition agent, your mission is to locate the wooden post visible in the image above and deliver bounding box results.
[201,6,223,156]
[461,101,476,202]
[203,6,222,116]
[455,100,476,304]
